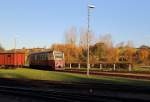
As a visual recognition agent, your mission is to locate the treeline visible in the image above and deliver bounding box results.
[51,27,150,66]
[0,44,4,52]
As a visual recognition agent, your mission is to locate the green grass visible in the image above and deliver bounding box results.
[66,67,150,72]
[132,67,150,72]
[0,68,150,86]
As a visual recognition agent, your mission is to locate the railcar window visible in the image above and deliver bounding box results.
[40,54,42,60]
[45,55,47,60]
[44,54,48,60]
[41,54,44,60]
[35,55,37,60]
[44,54,46,60]
[43,54,45,60]
[49,53,54,60]
[36,55,38,60]
[42,54,44,60]
[40,55,42,60]
[39,55,41,60]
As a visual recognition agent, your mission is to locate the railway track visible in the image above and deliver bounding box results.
[0,77,150,102]
[60,69,150,80]
[0,84,150,102]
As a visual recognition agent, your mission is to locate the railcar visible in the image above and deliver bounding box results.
[0,52,25,68]
[29,51,65,70]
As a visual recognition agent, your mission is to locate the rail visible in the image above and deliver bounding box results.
[0,82,150,101]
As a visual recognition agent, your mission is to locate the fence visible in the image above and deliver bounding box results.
[65,62,133,71]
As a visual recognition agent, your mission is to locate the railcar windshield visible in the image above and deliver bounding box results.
[54,51,64,60]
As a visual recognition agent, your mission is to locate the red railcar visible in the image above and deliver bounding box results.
[29,51,65,70]
[0,52,25,68]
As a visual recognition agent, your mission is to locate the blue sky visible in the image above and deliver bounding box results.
[0,0,150,49]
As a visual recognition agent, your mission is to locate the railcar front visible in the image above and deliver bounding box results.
[52,51,65,70]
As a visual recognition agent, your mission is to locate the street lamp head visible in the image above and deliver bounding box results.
[88,4,95,8]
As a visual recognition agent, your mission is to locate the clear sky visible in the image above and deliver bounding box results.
[0,0,150,49]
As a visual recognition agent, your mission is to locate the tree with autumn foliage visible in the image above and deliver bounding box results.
[52,27,82,64]
[137,46,149,65]
[0,44,4,52]
[50,27,149,67]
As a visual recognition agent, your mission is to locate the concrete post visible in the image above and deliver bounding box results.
[129,64,132,72]
[113,64,116,71]
[100,64,102,70]
[78,63,80,69]
[70,63,72,69]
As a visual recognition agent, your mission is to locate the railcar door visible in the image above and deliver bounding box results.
[48,52,55,70]
[5,54,11,67]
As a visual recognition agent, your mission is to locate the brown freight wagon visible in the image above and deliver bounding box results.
[0,52,25,68]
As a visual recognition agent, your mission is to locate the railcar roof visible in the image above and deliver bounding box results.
[0,52,25,54]
[30,50,63,55]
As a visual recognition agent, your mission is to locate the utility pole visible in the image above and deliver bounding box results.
[14,36,16,52]
[87,2,95,76]
[14,35,16,67]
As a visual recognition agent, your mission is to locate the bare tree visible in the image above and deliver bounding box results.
[79,27,95,49]
[64,26,77,45]
[99,33,113,48]
[126,40,134,48]
[116,42,125,48]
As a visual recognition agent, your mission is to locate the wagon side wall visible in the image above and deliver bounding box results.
[0,53,25,68]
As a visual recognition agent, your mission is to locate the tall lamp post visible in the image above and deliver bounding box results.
[14,35,17,67]
[87,4,95,76]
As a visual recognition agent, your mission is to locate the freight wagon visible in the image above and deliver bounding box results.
[29,51,65,70]
[0,52,25,68]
